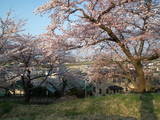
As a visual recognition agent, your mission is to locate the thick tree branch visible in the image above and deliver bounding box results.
[138,40,144,56]
[97,2,115,22]
[142,52,160,61]
[87,38,114,46]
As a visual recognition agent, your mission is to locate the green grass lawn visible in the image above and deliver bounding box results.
[0,93,160,120]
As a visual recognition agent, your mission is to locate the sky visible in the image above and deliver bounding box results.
[0,0,50,35]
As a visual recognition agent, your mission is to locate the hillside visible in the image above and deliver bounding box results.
[1,93,160,120]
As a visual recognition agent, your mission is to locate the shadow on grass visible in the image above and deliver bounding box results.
[140,93,157,120]
[0,102,14,117]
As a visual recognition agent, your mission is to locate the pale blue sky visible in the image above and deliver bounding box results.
[0,0,50,35]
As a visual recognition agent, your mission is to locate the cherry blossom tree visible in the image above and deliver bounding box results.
[9,35,41,102]
[3,33,67,102]
[0,11,25,91]
[36,0,160,92]
[0,11,25,58]
[38,33,70,96]
[0,12,69,101]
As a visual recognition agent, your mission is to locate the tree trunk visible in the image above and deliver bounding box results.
[21,75,31,103]
[23,80,31,103]
[24,87,30,103]
[134,61,146,92]
[62,78,67,96]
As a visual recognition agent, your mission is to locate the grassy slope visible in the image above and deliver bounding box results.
[1,93,160,120]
